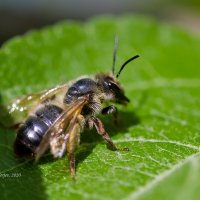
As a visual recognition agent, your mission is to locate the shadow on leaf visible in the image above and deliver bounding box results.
[0,93,47,200]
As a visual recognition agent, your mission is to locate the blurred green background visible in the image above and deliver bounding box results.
[1,0,200,46]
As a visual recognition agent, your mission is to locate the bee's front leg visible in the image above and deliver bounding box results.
[101,105,118,125]
[88,116,129,151]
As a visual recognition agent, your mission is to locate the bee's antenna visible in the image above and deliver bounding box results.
[116,55,140,79]
[112,35,118,76]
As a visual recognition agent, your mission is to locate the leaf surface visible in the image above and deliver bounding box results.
[0,16,200,200]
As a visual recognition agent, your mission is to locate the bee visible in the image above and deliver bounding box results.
[5,37,139,180]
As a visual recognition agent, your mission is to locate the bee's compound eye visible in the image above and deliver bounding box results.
[106,81,119,91]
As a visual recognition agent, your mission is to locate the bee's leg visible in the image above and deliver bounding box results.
[101,105,118,125]
[66,120,81,181]
[50,134,69,158]
[90,116,129,151]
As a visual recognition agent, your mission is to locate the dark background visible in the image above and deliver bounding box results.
[0,0,200,46]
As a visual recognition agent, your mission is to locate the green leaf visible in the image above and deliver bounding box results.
[0,15,200,200]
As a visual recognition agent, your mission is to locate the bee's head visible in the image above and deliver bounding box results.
[96,36,140,105]
[96,73,129,105]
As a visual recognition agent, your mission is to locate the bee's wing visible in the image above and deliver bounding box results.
[1,84,68,127]
[34,97,88,162]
